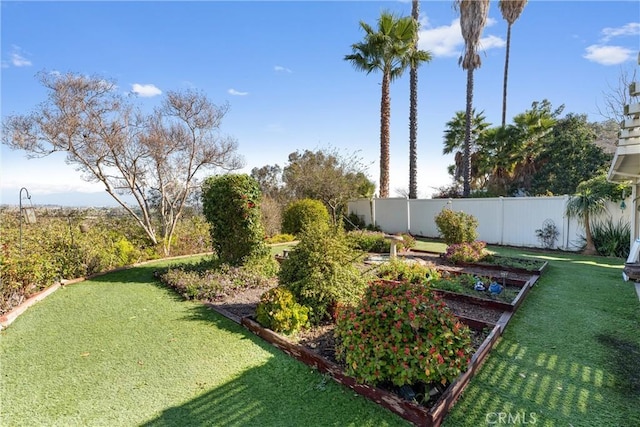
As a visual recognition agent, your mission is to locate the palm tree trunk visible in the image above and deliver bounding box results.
[501,23,512,127]
[463,67,474,197]
[583,211,598,255]
[380,71,391,198]
[409,0,420,199]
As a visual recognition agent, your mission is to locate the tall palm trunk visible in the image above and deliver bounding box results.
[456,0,490,198]
[499,0,527,127]
[380,71,391,198]
[501,23,512,127]
[463,68,474,197]
[409,0,420,199]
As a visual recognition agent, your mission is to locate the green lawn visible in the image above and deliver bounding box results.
[444,246,640,427]
[0,261,407,427]
[1,246,638,427]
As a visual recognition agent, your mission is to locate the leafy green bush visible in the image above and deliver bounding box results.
[443,241,487,264]
[0,207,217,315]
[335,280,473,387]
[347,231,388,252]
[281,199,330,236]
[434,208,478,245]
[202,174,270,266]
[376,259,439,285]
[256,287,309,334]
[590,218,630,258]
[266,234,296,244]
[278,224,366,324]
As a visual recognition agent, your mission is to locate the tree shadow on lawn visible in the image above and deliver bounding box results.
[596,333,640,395]
[139,356,405,427]
[140,302,407,427]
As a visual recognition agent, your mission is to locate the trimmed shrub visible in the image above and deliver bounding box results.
[256,287,309,334]
[281,199,330,236]
[201,174,270,266]
[335,280,473,387]
[266,234,296,244]
[278,224,366,324]
[376,259,440,285]
[443,241,487,264]
[434,208,478,245]
[347,231,388,253]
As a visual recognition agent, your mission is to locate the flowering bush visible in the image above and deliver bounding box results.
[443,241,487,264]
[256,287,309,334]
[335,280,473,387]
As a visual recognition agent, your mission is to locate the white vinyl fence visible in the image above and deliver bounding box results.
[348,196,630,251]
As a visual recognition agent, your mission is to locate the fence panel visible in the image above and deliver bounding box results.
[373,198,409,234]
[348,196,631,250]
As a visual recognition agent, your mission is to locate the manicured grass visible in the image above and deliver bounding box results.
[444,247,640,427]
[0,263,408,427]
[2,244,638,426]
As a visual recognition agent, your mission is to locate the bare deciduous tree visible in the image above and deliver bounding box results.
[2,71,243,255]
[597,66,638,124]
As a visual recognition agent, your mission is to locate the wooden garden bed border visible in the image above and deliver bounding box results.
[432,274,536,312]
[407,249,549,275]
[240,313,508,427]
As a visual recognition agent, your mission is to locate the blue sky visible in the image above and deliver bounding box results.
[1,1,639,206]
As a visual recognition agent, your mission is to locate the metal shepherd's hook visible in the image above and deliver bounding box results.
[19,187,32,255]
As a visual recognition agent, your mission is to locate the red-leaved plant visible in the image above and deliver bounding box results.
[334,280,473,387]
[443,241,487,264]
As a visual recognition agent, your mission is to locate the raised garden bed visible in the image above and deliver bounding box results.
[206,262,542,426]
[242,313,504,427]
[430,271,539,312]
[406,249,548,276]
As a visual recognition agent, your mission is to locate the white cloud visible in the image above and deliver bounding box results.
[4,46,32,67]
[419,18,504,58]
[11,53,32,67]
[419,19,462,57]
[228,88,249,96]
[131,83,162,97]
[583,44,634,65]
[274,65,292,73]
[601,22,640,42]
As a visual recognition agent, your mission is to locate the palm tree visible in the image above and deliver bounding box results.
[442,109,490,190]
[499,0,528,127]
[345,11,430,198]
[409,1,432,199]
[455,0,490,197]
[566,186,607,256]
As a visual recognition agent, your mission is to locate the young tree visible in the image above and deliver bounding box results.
[442,109,491,190]
[282,148,375,223]
[455,0,490,197]
[566,184,607,256]
[345,11,430,198]
[2,72,243,255]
